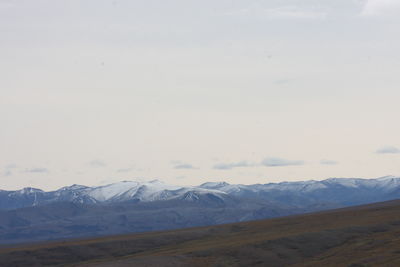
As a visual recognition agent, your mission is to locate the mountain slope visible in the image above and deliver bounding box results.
[199,176,400,207]
[2,176,400,245]
[2,176,400,210]
[0,196,303,245]
[1,199,400,266]
[0,180,227,210]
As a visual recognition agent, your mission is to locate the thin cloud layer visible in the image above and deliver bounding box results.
[261,158,304,167]
[2,164,17,176]
[5,164,17,169]
[174,163,197,170]
[376,146,400,154]
[361,0,400,16]
[2,170,12,177]
[320,160,338,165]
[89,160,107,168]
[25,168,49,173]
[262,6,327,20]
[225,5,326,20]
[213,161,254,170]
[116,168,134,173]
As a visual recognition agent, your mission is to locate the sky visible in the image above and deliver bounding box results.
[1,0,400,190]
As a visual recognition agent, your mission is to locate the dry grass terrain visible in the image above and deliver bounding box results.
[1,200,400,266]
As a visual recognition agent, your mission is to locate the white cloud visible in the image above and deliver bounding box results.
[361,0,400,16]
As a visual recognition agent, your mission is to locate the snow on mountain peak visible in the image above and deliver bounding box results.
[324,178,361,188]
[58,184,88,191]
[324,177,400,190]
[148,179,163,184]
[200,182,230,189]
[3,176,400,209]
[86,180,182,202]
[16,187,43,195]
[177,187,228,203]
[87,181,140,201]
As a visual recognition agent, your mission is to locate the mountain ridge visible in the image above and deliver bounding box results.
[1,176,400,245]
[1,176,400,210]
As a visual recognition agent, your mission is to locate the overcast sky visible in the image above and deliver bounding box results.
[1,0,400,190]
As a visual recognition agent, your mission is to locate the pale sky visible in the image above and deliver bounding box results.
[1,0,400,190]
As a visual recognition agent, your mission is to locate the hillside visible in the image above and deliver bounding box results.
[3,177,400,244]
[1,199,400,266]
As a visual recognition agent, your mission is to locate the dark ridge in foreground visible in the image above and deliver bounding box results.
[1,199,400,266]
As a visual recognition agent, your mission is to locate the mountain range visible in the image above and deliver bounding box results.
[1,176,400,244]
[2,176,400,210]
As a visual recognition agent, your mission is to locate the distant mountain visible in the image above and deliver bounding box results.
[199,176,400,207]
[0,180,230,210]
[2,176,400,210]
[1,176,400,244]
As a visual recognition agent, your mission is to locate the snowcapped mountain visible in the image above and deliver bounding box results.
[1,176,400,210]
[0,180,231,209]
[78,180,230,204]
[84,180,180,202]
[199,176,400,206]
[2,176,400,244]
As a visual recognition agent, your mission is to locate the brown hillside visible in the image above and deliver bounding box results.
[1,200,400,266]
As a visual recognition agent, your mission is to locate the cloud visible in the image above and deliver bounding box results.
[89,160,107,168]
[262,6,327,20]
[2,164,17,176]
[376,146,400,154]
[320,160,338,165]
[274,78,294,85]
[261,157,304,167]
[225,5,326,20]
[174,163,197,170]
[213,161,253,170]
[213,158,304,169]
[361,0,400,16]
[5,164,17,169]
[25,168,49,173]
[171,161,198,170]
[116,168,134,173]
[2,170,12,177]
[0,1,15,9]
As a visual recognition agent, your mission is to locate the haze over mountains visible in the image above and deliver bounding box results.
[1,176,400,244]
